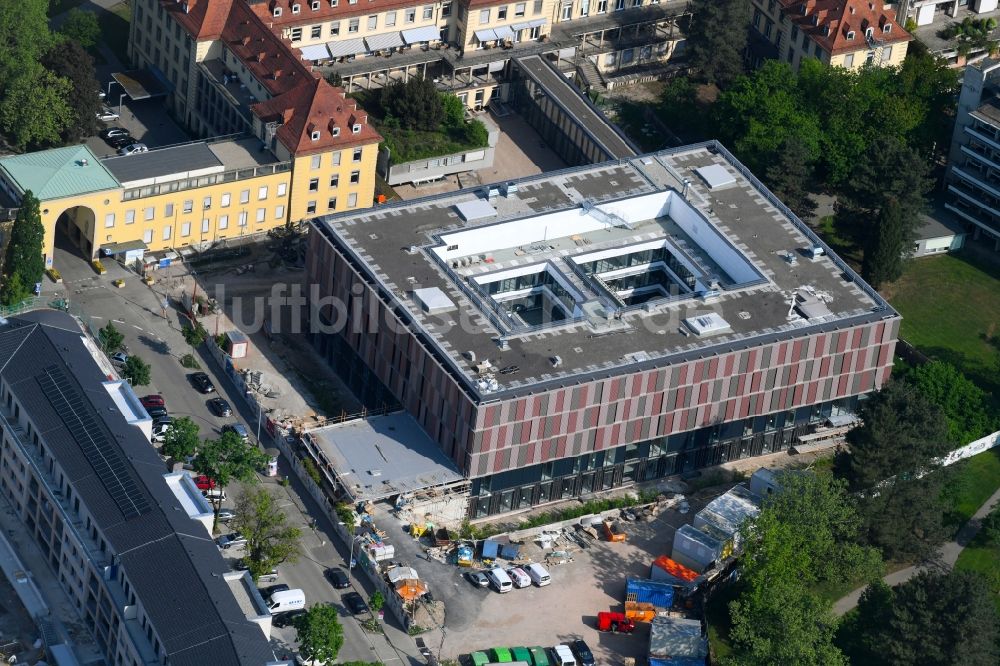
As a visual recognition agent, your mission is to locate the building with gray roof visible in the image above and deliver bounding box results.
[0,310,275,665]
[305,142,899,519]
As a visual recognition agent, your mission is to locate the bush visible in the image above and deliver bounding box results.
[214,333,227,348]
[182,320,208,346]
[92,260,105,274]
[369,591,385,612]
[463,119,489,147]
[981,506,1000,545]
[407,624,427,636]
[180,353,200,369]
[334,501,356,530]
[360,618,382,633]
[303,457,324,487]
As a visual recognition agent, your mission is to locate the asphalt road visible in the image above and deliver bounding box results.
[47,238,418,664]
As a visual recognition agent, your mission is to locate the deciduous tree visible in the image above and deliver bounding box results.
[194,430,269,520]
[161,416,200,462]
[685,0,747,88]
[0,65,74,149]
[42,39,100,143]
[231,487,301,582]
[727,472,881,665]
[906,361,995,446]
[0,0,53,92]
[122,355,151,387]
[58,9,100,49]
[98,322,124,354]
[295,604,344,663]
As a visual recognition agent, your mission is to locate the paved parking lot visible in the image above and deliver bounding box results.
[375,493,714,662]
[87,96,192,159]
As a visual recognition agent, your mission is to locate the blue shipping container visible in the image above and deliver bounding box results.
[626,578,675,608]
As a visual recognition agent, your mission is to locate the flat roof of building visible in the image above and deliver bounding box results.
[208,136,283,169]
[0,145,120,201]
[305,412,464,502]
[313,142,895,402]
[103,142,224,183]
[514,55,636,160]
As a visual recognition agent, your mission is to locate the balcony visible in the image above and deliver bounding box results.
[961,143,1000,172]
[103,576,158,664]
[965,124,1000,152]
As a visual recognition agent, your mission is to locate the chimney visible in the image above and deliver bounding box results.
[273,68,283,79]
[257,52,266,62]
[282,108,294,123]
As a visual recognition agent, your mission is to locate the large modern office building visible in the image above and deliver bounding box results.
[305,142,899,518]
[0,310,275,665]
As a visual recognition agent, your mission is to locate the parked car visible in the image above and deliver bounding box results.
[216,532,246,550]
[261,583,290,598]
[217,508,236,522]
[153,414,173,426]
[192,475,215,490]
[140,394,164,407]
[343,591,367,615]
[222,423,249,442]
[110,350,128,366]
[96,107,119,122]
[145,406,168,419]
[108,135,135,149]
[191,372,215,393]
[324,567,350,589]
[118,142,148,156]
[100,127,130,141]
[151,422,170,443]
[271,608,305,628]
[235,559,278,582]
[209,398,232,417]
[569,640,595,666]
[466,571,489,588]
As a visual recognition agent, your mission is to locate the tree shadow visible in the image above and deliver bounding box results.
[138,334,170,356]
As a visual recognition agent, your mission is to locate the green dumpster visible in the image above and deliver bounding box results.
[471,651,490,666]
[528,647,550,666]
[511,647,531,664]
[491,647,513,663]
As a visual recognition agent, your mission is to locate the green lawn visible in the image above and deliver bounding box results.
[955,538,1000,613]
[887,252,1000,404]
[98,3,132,65]
[942,449,1000,528]
[380,125,486,163]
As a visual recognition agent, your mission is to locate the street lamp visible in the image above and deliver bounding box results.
[118,93,127,116]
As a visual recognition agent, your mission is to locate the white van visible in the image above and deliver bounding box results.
[268,588,305,614]
[551,644,575,666]
[486,567,512,593]
[525,563,551,587]
[203,488,227,502]
[507,567,531,589]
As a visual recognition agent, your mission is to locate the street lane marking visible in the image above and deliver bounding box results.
[131,325,142,331]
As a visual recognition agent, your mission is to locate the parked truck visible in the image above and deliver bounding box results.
[597,611,635,633]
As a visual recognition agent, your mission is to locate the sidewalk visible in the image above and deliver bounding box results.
[833,486,1000,615]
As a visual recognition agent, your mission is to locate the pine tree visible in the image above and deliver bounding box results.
[765,136,817,218]
[686,0,748,88]
[862,197,910,289]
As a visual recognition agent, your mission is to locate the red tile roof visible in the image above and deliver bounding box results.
[252,77,382,156]
[160,0,236,40]
[222,0,318,96]
[779,0,911,56]
[250,0,435,27]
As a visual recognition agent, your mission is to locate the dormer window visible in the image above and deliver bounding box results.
[883,23,891,33]
[847,30,855,40]
[273,6,282,16]
[292,3,301,14]
[311,129,321,141]
[352,124,361,134]
[332,126,341,136]
[330,0,338,5]
[311,0,320,9]
[800,4,807,14]
[865,26,873,38]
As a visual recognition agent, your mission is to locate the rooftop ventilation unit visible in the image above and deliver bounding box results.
[683,313,731,336]
[550,356,562,367]
[502,181,519,197]
[694,164,736,191]
[413,287,456,315]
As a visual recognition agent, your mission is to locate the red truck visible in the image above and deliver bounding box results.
[597,611,635,633]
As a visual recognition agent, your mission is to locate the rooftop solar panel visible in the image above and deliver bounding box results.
[37,366,150,519]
